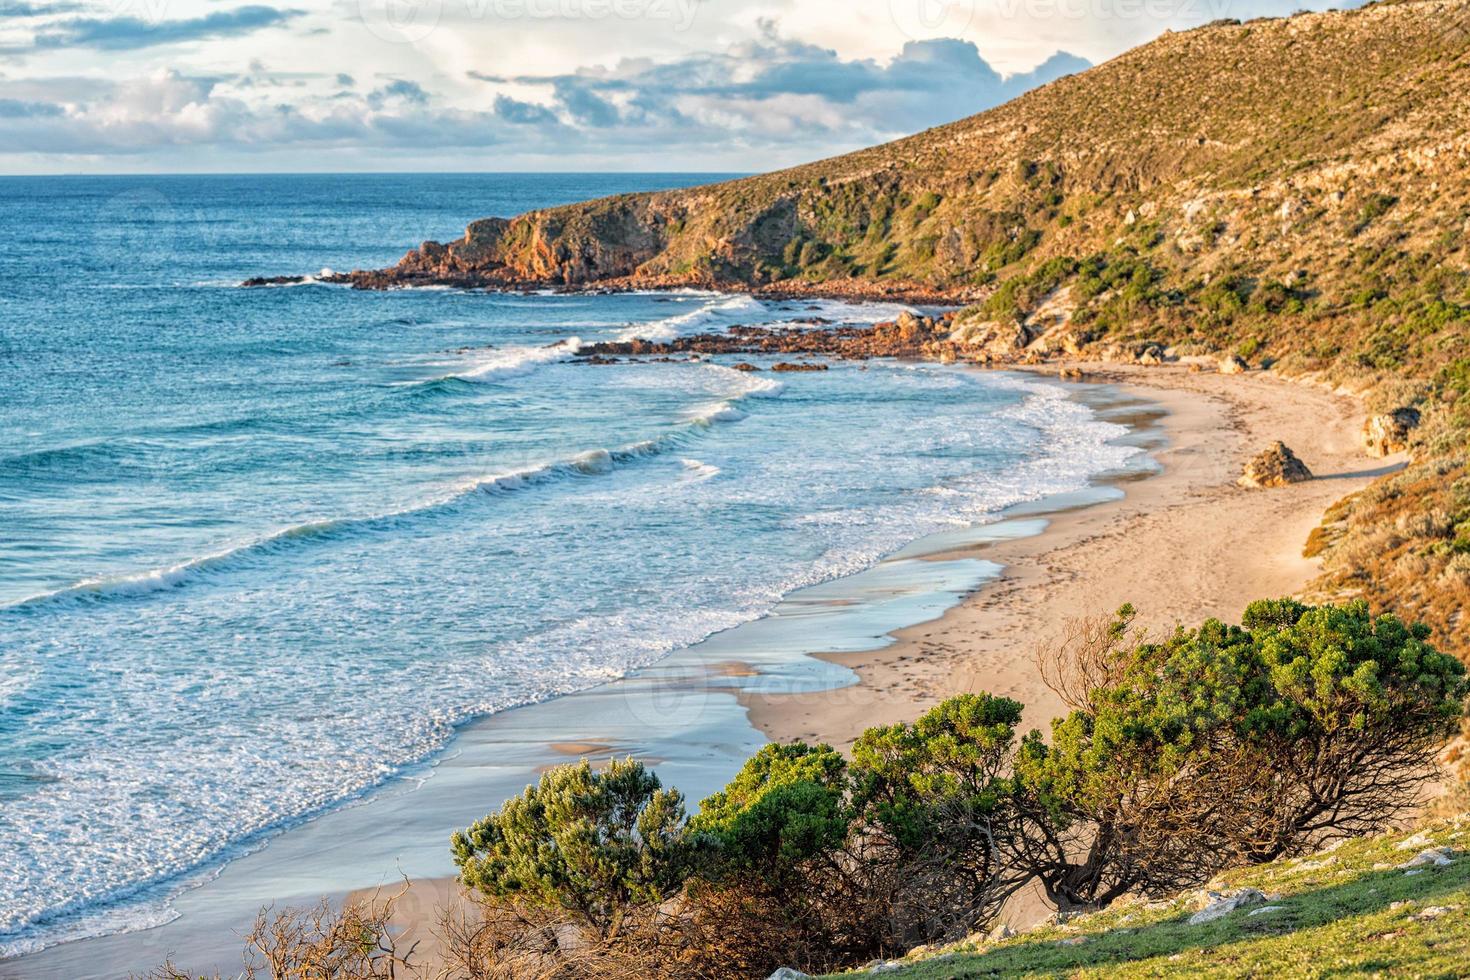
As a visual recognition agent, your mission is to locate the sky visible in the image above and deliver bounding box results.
[0,0,1348,173]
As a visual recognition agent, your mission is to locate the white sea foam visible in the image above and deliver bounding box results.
[616,294,763,341]
[689,402,747,425]
[571,449,614,475]
[679,458,721,482]
[445,337,583,383]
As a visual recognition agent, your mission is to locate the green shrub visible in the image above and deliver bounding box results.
[1012,601,1467,913]
[852,694,1021,856]
[690,742,850,882]
[451,757,689,938]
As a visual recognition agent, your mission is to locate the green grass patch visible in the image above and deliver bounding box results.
[826,818,1470,979]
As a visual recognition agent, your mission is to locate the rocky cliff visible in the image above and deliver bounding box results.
[334,0,1470,328]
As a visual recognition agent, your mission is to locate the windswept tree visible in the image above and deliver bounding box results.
[1011,609,1265,912]
[851,694,1031,942]
[1011,601,1468,914]
[451,757,689,941]
[1234,598,1469,858]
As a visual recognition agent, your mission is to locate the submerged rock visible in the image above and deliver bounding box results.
[771,361,829,372]
[1240,442,1313,487]
[1362,407,1421,457]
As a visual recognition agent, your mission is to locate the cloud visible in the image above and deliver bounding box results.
[0,29,1087,168]
[0,0,83,15]
[28,5,303,52]
[472,33,1087,143]
[493,93,559,126]
[0,96,64,116]
[366,78,428,107]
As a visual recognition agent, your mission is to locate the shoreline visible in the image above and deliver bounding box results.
[3,363,1391,978]
[3,368,1147,979]
[744,362,1400,750]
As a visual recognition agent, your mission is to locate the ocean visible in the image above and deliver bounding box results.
[0,173,1138,957]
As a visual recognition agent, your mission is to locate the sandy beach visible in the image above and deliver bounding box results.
[357,362,1401,963]
[745,362,1400,748]
[5,362,1396,979]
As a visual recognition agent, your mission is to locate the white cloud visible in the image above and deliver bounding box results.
[0,0,1353,171]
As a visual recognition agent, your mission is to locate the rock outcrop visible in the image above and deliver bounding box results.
[570,314,957,364]
[241,1,1470,318]
[1239,442,1314,488]
[1188,888,1268,924]
[1219,354,1250,375]
[1362,408,1421,457]
[948,312,1031,356]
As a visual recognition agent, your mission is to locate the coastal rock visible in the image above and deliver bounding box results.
[1219,354,1250,374]
[894,310,928,340]
[1362,407,1421,456]
[1239,442,1313,488]
[1099,342,1166,365]
[1400,847,1456,869]
[731,362,761,372]
[771,361,829,372]
[1188,888,1267,924]
[948,313,1031,355]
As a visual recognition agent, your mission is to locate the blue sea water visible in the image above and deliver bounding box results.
[0,174,1138,956]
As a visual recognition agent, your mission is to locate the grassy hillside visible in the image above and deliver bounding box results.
[358,1,1470,661]
[820,816,1470,979]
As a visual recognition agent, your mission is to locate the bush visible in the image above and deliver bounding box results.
[451,757,689,939]
[434,601,1465,973]
[1012,601,1467,913]
[1237,599,1467,856]
[691,741,850,883]
[851,695,1030,941]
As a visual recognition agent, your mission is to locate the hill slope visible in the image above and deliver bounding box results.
[346,0,1470,659]
[364,0,1470,327]
[816,815,1470,979]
